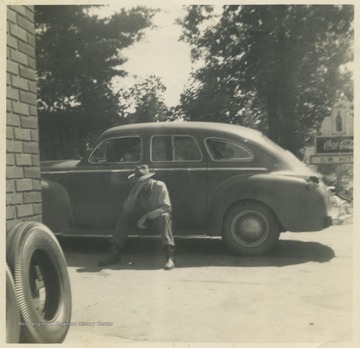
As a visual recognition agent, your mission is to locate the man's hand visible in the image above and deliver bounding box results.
[137,214,147,229]
[130,181,146,198]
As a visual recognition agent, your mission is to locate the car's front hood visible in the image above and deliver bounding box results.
[41,160,81,172]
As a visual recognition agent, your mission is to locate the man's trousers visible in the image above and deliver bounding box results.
[111,212,175,249]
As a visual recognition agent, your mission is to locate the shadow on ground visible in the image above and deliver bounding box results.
[59,236,335,273]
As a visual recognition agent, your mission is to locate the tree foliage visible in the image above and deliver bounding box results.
[35,5,156,159]
[119,75,170,123]
[178,5,354,156]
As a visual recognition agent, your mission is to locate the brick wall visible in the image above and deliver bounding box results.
[6,5,42,231]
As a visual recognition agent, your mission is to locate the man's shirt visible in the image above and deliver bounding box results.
[123,179,172,214]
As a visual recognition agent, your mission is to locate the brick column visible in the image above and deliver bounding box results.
[6,6,42,231]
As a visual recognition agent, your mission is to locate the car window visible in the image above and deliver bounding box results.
[89,136,141,163]
[151,136,172,161]
[151,135,202,162]
[205,138,254,161]
[174,136,202,161]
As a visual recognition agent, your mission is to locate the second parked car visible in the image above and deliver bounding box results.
[41,122,332,255]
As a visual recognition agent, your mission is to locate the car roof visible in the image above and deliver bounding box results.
[99,121,263,141]
[93,121,305,170]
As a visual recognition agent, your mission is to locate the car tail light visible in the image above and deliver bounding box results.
[309,176,320,184]
[306,176,320,191]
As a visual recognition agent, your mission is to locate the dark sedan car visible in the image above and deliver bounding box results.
[41,122,332,255]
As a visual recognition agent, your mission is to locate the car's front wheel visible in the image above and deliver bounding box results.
[223,201,280,256]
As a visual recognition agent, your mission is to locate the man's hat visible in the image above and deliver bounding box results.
[128,165,155,182]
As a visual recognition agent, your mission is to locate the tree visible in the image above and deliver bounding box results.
[178,5,354,157]
[35,5,156,159]
[119,75,170,123]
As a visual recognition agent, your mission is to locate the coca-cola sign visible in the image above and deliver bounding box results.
[315,136,353,154]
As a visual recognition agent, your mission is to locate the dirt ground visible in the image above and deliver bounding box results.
[59,222,357,347]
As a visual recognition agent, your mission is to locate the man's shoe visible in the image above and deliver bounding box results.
[164,245,175,270]
[164,258,175,270]
[98,246,121,267]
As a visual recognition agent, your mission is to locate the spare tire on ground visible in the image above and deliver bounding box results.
[6,265,21,343]
[6,222,72,343]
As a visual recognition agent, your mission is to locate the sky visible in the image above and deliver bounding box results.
[93,2,193,107]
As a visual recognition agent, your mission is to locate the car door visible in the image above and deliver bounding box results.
[148,133,208,235]
[63,134,144,234]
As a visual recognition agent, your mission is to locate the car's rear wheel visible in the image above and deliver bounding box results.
[223,201,280,256]
[6,222,72,343]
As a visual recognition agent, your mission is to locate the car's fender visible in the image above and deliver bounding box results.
[41,179,74,234]
[206,173,330,236]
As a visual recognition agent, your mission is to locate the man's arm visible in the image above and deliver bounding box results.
[145,182,172,220]
[137,182,172,228]
[123,181,146,213]
[146,206,170,220]
[137,206,170,229]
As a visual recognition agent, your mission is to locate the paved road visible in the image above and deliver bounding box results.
[60,223,355,345]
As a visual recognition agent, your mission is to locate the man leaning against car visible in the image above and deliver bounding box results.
[98,165,176,270]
